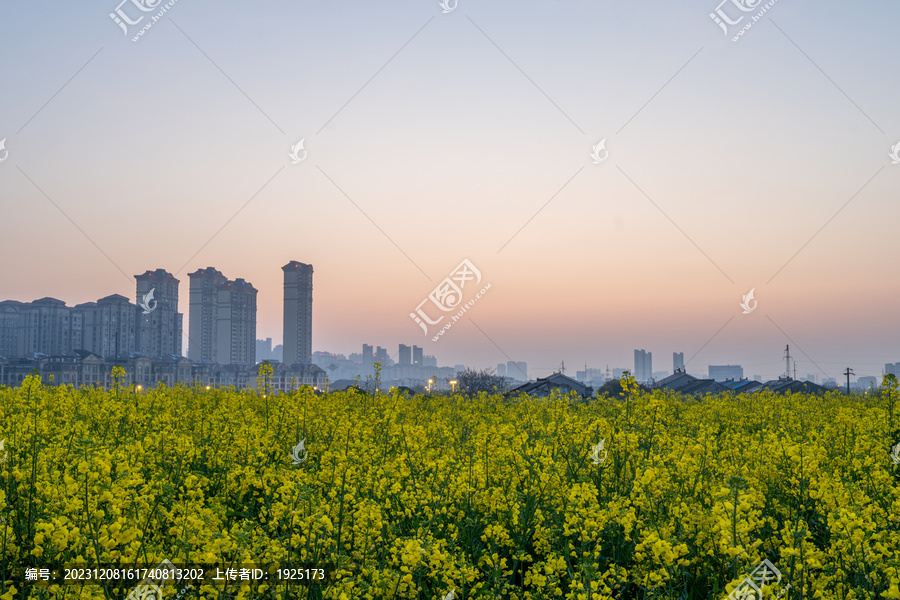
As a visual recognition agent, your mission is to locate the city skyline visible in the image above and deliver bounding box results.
[1,1,898,381]
[1,267,897,383]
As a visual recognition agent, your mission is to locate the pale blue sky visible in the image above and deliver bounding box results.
[1,0,898,380]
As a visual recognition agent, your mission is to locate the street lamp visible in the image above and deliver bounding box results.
[449,379,458,392]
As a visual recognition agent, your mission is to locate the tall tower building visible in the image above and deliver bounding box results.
[188,267,227,361]
[398,344,411,366]
[673,352,684,372]
[634,349,652,383]
[282,261,313,364]
[135,269,182,358]
[216,278,257,364]
[362,344,374,369]
[375,346,389,364]
[412,345,423,366]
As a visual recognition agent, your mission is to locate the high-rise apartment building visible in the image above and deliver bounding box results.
[282,261,313,364]
[135,269,182,358]
[362,344,374,369]
[413,345,423,366]
[398,344,411,366]
[673,352,684,372]
[375,346,390,364]
[77,294,136,359]
[634,349,652,383]
[497,363,507,376]
[0,301,22,358]
[17,298,76,357]
[188,267,227,361]
[216,278,257,364]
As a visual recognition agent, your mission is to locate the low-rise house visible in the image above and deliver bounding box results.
[509,373,593,400]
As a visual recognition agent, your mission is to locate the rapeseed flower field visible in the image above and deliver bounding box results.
[2,372,900,599]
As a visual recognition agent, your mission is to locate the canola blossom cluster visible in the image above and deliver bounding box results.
[2,373,900,599]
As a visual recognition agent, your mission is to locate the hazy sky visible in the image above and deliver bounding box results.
[1,0,898,381]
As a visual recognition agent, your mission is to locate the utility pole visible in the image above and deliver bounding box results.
[844,367,854,395]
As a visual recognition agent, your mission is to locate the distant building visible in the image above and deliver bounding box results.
[507,361,527,380]
[634,349,652,383]
[77,294,136,359]
[673,352,684,372]
[1,294,137,360]
[282,261,313,364]
[652,370,668,382]
[398,344,411,366]
[413,345,423,366]
[0,352,325,391]
[0,301,22,358]
[13,298,75,357]
[886,363,900,377]
[422,355,437,368]
[856,376,877,390]
[216,278,257,365]
[753,374,762,382]
[135,269,182,358]
[454,364,466,373]
[509,373,592,400]
[654,372,727,395]
[375,346,390,364]
[576,368,605,381]
[256,338,273,362]
[188,267,227,361]
[709,365,743,382]
[497,363,506,376]
[805,374,817,384]
[613,368,628,379]
[576,367,607,387]
[362,344,374,369]
[822,377,837,388]
[272,344,283,362]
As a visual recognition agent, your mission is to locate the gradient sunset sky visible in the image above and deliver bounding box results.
[1,0,898,380]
